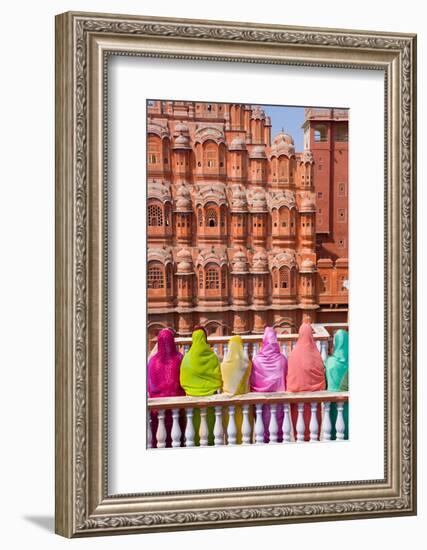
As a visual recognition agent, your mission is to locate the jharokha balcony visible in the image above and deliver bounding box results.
[147,323,349,448]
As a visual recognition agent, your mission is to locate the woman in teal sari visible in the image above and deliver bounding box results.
[180,327,222,445]
[325,329,349,439]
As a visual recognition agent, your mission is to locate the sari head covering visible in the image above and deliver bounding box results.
[325,330,349,391]
[147,328,184,398]
[221,335,251,395]
[180,329,222,396]
[250,327,287,392]
[287,323,326,392]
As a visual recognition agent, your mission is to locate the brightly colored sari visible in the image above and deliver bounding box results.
[147,328,184,447]
[250,327,287,442]
[221,335,252,443]
[287,323,326,441]
[180,329,222,444]
[325,329,349,439]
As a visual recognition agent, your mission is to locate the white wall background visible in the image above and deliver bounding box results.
[0,0,424,548]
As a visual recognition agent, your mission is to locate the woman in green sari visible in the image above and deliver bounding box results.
[180,327,222,445]
[325,329,349,439]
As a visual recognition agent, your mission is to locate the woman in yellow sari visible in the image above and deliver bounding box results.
[221,335,252,443]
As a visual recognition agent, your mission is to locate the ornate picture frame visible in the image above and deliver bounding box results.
[55,11,417,537]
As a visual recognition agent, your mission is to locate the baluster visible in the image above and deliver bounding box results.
[253,343,259,355]
[336,402,345,441]
[282,404,291,442]
[322,402,332,441]
[254,404,264,444]
[199,407,208,446]
[309,402,319,441]
[213,343,219,357]
[281,343,288,357]
[291,340,296,350]
[296,403,305,442]
[147,414,152,448]
[316,340,321,352]
[227,406,237,445]
[242,404,251,444]
[320,341,328,363]
[223,344,228,357]
[183,344,190,354]
[268,404,278,443]
[184,408,195,447]
[156,409,167,448]
[171,408,182,448]
[243,342,250,358]
[214,406,224,446]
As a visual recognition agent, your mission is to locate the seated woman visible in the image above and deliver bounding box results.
[221,335,252,443]
[180,327,222,445]
[147,328,184,447]
[325,329,349,440]
[250,326,287,442]
[287,322,326,441]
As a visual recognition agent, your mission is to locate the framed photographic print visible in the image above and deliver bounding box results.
[55,11,417,537]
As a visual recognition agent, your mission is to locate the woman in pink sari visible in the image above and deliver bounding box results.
[250,326,287,442]
[147,328,184,447]
[287,322,326,441]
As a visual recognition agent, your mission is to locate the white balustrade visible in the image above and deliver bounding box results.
[316,340,321,352]
[243,343,250,356]
[254,403,264,444]
[199,408,209,446]
[183,344,190,354]
[242,404,251,444]
[171,408,182,448]
[147,415,152,448]
[336,402,345,441]
[156,410,167,448]
[281,344,288,357]
[214,406,224,445]
[296,403,306,442]
[184,408,195,447]
[268,404,279,443]
[309,402,319,442]
[253,343,259,355]
[213,343,219,356]
[282,404,292,442]
[227,406,237,445]
[320,341,328,363]
[322,402,332,441]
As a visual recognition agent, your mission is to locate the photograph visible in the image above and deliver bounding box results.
[146,100,349,448]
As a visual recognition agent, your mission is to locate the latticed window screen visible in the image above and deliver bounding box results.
[206,268,219,289]
[148,204,163,227]
[279,267,289,289]
[198,209,203,227]
[205,145,217,168]
[148,265,164,289]
[148,141,160,164]
[198,269,204,289]
[206,208,218,227]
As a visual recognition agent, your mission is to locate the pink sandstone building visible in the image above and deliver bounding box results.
[146,101,348,346]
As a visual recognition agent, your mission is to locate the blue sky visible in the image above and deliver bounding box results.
[262,105,305,151]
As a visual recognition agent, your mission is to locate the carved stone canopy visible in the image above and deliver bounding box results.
[172,133,191,150]
[174,183,192,212]
[267,190,296,210]
[247,188,268,213]
[299,195,316,212]
[148,247,173,265]
[176,248,194,274]
[270,131,295,158]
[251,105,266,120]
[196,247,227,268]
[194,125,225,144]
[299,258,317,273]
[270,250,297,270]
[228,136,247,151]
[147,121,169,140]
[301,150,314,164]
[249,145,267,159]
[174,122,189,135]
[230,184,248,212]
[194,183,227,207]
[231,249,249,274]
[147,180,172,203]
[250,250,269,273]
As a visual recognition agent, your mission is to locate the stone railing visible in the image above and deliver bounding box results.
[147,391,349,448]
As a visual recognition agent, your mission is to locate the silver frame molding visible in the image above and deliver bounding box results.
[55,11,417,538]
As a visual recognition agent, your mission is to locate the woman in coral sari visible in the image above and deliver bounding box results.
[147,328,184,447]
[287,322,326,441]
[250,326,287,442]
[180,327,222,445]
[221,335,252,443]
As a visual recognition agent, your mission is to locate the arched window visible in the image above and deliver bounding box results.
[198,208,203,227]
[148,137,161,164]
[147,203,163,226]
[314,125,327,142]
[198,268,204,289]
[166,267,172,290]
[148,263,164,289]
[221,266,227,290]
[279,267,289,289]
[279,158,286,178]
[206,207,218,228]
[204,142,217,168]
[206,266,219,289]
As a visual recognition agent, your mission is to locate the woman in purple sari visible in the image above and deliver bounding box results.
[250,326,288,442]
[147,328,184,447]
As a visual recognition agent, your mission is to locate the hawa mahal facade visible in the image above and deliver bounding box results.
[147,101,348,343]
